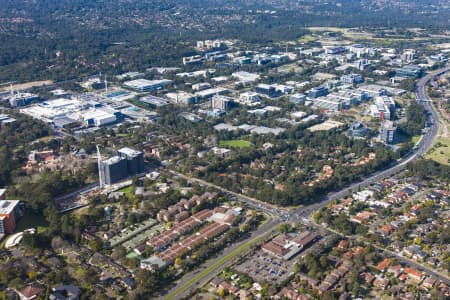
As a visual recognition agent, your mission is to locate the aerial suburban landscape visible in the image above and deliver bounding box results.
[0,0,450,299]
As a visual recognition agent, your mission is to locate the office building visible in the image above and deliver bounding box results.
[349,121,369,138]
[231,71,260,83]
[0,200,21,234]
[101,156,128,186]
[165,92,197,105]
[211,95,234,111]
[380,120,396,144]
[289,94,306,105]
[308,86,329,99]
[373,96,395,120]
[341,73,364,84]
[239,92,261,106]
[313,97,343,111]
[7,93,39,108]
[195,87,229,100]
[395,65,422,78]
[182,55,205,65]
[255,84,284,98]
[100,147,144,185]
[118,147,145,175]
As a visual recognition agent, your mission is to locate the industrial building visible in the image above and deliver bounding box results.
[379,120,397,144]
[123,79,172,92]
[20,97,121,127]
[100,147,144,185]
[0,200,21,235]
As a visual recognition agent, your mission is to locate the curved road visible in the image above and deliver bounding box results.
[289,65,450,221]
[161,66,449,299]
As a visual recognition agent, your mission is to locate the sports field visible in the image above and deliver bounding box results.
[219,140,252,149]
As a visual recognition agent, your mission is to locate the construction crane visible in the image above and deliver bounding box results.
[96,145,104,189]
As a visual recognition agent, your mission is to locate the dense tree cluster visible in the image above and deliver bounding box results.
[398,102,427,137]
[0,112,51,186]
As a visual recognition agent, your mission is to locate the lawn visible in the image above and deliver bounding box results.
[298,34,317,43]
[219,140,252,149]
[116,133,129,137]
[118,185,135,199]
[411,135,422,145]
[425,137,450,166]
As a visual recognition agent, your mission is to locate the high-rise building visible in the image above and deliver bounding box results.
[117,147,145,175]
[0,200,21,234]
[380,120,396,144]
[100,147,144,186]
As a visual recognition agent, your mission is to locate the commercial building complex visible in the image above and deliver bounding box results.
[123,79,172,92]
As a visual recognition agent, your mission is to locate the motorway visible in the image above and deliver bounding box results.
[288,65,450,222]
[161,66,449,299]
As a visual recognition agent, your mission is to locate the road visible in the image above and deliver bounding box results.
[169,170,287,217]
[159,217,280,300]
[312,221,450,286]
[289,65,450,221]
[160,66,449,299]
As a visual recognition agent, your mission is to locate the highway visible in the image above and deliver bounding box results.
[158,217,280,300]
[161,65,449,299]
[288,65,450,222]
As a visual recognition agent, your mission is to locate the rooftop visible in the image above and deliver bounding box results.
[0,200,20,215]
[118,147,142,158]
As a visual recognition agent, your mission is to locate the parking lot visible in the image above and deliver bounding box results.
[235,250,295,284]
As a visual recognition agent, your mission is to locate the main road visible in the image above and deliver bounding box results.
[289,65,449,221]
[161,66,448,299]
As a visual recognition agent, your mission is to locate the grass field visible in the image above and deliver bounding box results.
[298,34,317,43]
[116,133,129,137]
[425,137,450,166]
[412,135,422,145]
[219,140,252,149]
[118,185,135,199]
